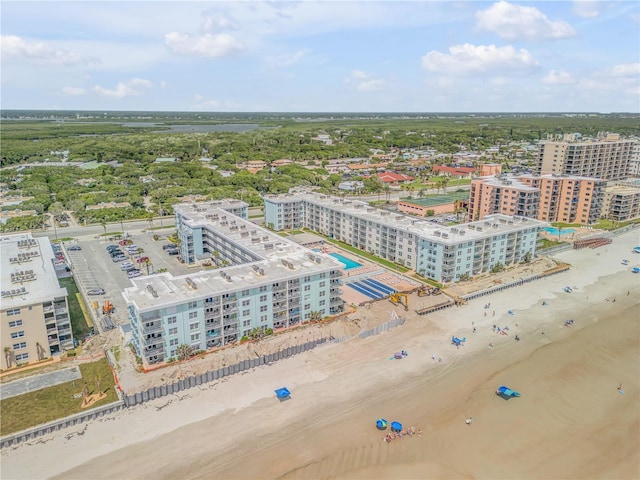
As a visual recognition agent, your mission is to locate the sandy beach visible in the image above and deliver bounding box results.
[2,230,639,480]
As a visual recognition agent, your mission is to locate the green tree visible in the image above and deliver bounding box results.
[176,344,193,361]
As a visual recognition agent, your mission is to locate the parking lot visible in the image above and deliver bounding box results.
[62,228,191,331]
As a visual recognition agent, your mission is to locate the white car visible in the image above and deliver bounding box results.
[121,262,134,271]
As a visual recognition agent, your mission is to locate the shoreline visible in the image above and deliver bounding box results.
[2,230,639,479]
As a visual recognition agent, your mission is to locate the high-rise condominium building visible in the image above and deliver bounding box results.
[264,194,546,284]
[537,133,634,180]
[468,174,605,225]
[123,201,343,366]
[1,233,72,369]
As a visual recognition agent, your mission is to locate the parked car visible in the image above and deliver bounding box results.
[87,288,105,296]
[121,262,134,271]
[162,243,177,250]
[68,245,82,251]
[127,269,142,278]
[136,256,150,263]
[167,249,179,255]
[112,255,127,262]
[106,245,120,251]
[119,239,129,246]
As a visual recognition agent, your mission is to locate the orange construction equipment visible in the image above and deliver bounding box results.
[102,300,113,315]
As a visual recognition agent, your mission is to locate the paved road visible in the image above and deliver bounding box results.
[32,218,176,241]
[1,366,82,400]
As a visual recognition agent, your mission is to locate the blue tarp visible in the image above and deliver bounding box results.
[275,387,291,399]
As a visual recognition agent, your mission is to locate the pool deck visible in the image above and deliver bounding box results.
[313,243,421,306]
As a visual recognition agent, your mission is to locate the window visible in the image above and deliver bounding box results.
[188,301,198,309]
[259,285,267,292]
[243,309,250,317]
[169,327,178,335]
[304,304,311,311]
[241,289,250,296]
[169,338,179,347]
[13,342,27,350]
[242,299,250,307]
[15,353,29,361]
[319,300,326,306]
[167,316,177,325]
[243,319,251,327]
[10,331,25,339]
[260,315,268,322]
[260,295,267,302]
[319,291,326,297]
[260,305,267,312]
[189,312,198,320]
[8,319,23,328]
[189,322,199,331]
[304,285,311,291]
[6,308,20,316]
[190,333,200,342]
[319,281,326,287]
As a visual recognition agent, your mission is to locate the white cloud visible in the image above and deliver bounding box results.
[191,95,239,111]
[608,63,640,78]
[542,70,575,85]
[92,78,153,98]
[572,0,600,18]
[345,70,387,92]
[0,35,93,66]
[61,87,87,96]
[476,2,576,41]
[202,11,239,32]
[165,32,245,58]
[422,44,539,76]
[265,49,309,69]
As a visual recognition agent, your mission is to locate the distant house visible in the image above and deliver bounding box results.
[373,171,415,184]
[154,157,177,163]
[271,159,294,167]
[0,209,38,224]
[338,181,364,191]
[432,165,475,178]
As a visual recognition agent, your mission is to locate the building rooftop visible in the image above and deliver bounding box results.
[0,233,67,309]
[474,175,539,191]
[266,194,548,243]
[123,203,343,312]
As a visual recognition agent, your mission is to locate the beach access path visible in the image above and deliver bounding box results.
[2,229,639,480]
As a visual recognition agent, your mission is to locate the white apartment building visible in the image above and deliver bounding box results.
[264,194,547,283]
[1,233,71,369]
[123,202,344,366]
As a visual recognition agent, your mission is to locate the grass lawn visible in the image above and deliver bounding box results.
[537,238,567,249]
[0,358,117,435]
[58,277,91,339]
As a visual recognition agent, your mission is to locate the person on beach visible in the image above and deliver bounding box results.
[492,311,495,317]
[465,417,473,425]
[618,383,623,391]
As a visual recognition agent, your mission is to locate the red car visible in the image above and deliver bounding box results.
[136,256,150,263]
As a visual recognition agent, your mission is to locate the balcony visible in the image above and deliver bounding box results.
[142,322,163,334]
[206,318,221,328]
[205,308,220,318]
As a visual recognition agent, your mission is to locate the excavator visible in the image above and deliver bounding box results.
[417,285,441,297]
[389,293,409,311]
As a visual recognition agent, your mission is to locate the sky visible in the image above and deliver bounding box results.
[1,1,639,112]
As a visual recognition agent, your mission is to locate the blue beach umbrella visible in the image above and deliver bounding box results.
[376,419,388,430]
[391,421,403,432]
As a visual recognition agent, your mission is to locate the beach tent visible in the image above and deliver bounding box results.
[391,421,403,432]
[376,419,388,430]
[496,386,521,399]
[633,246,640,254]
[451,336,466,346]
[275,387,291,399]
[632,267,640,274]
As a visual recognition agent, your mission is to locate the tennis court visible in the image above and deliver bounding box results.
[401,190,468,207]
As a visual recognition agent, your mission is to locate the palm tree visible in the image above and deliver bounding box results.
[176,344,193,361]
[100,219,107,236]
[142,258,152,275]
[4,347,13,368]
[309,311,323,322]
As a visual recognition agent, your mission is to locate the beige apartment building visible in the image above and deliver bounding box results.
[468,176,540,221]
[537,133,634,180]
[602,184,640,221]
[1,233,72,370]
[469,174,604,225]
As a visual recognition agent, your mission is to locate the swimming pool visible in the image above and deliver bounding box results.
[543,227,576,236]
[329,252,362,270]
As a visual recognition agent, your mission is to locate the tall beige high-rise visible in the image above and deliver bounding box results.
[537,133,634,180]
